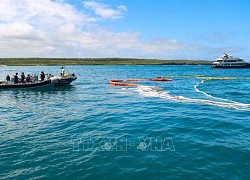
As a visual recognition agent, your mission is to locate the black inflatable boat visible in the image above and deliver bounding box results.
[0,79,52,89]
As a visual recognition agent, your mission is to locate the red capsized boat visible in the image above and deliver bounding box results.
[150,77,172,81]
[109,80,138,87]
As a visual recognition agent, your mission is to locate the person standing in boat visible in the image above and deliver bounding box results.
[6,75,10,81]
[60,67,65,77]
[40,71,45,81]
[21,72,25,83]
[14,73,19,84]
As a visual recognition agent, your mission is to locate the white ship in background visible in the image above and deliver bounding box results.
[212,53,250,68]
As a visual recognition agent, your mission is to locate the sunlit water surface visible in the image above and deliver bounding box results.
[0,65,249,179]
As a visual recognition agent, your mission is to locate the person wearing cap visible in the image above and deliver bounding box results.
[60,67,65,77]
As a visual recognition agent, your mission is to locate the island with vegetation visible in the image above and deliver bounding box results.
[0,58,212,66]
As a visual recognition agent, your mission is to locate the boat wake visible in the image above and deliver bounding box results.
[194,81,238,103]
[136,85,250,111]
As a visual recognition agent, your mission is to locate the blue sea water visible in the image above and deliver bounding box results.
[0,65,249,179]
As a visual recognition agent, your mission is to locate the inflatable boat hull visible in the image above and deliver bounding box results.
[0,80,52,89]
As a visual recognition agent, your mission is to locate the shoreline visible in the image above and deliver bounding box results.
[0,58,212,66]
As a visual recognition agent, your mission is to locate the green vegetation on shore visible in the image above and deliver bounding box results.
[0,58,212,66]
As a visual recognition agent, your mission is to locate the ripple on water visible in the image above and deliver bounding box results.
[0,65,249,179]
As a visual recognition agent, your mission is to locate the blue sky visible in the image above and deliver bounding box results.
[0,0,250,60]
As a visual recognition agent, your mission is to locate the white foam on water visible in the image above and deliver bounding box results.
[194,81,238,103]
[136,85,250,111]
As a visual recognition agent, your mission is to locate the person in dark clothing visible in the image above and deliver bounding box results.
[26,74,31,82]
[14,73,19,84]
[6,75,10,81]
[40,71,45,81]
[21,72,25,83]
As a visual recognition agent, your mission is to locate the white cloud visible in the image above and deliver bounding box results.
[0,0,189,58]
[0,22,34,38]
[0,0,96,26]
[0,0,244,59]
[82,1,127,19]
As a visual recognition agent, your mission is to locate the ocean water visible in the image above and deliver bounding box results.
[0,65,249,179]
